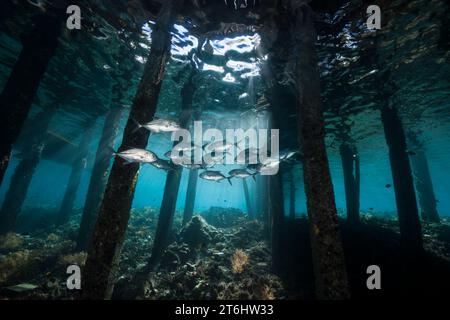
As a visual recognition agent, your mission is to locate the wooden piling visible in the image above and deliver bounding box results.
[291,4,350,299]
[81,1,183,299]
[0,13,62,187]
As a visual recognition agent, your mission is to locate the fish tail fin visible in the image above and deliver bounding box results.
[131,126,142,135]
[130,117,142,134]
[107,146,117,157]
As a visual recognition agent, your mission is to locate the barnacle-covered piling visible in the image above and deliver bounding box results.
[291,4,350,299]
[82,1,183,299]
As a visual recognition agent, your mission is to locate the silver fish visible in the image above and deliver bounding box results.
[165,150,209,169]
[204,140,235,153]
[150,159,177,171]
[28,0,47,12]
[166,151,198,167]
[261,157,281,166]
[240,104,269,116]
[228,168,256,180]
[259,159,281,175]
[135,118,180,133]
[180,163,205,170]
[115,148,157,164]
[203,149,227,165]
[280,150,298,161]
[172,142,203,154]
[200,170,232,185]
[246,163,264,173]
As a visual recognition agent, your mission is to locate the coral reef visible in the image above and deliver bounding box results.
[360,213,450,261]
[58,252,87,266]
[132,210,284,300]
[0,206,449,300]
[0,250,32,283]
[0,232,24,249]
[230,249,249,274]
[179,215,219,248]
[202,207,247,228]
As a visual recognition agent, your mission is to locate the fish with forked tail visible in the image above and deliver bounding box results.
[228,168,257,181]
[132,118,180,134]
[114,148,158,164]
[150,159,178,172]
[200,170,233,185]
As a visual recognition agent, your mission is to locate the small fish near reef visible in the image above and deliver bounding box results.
[385,183,392,188]
[114,148,158,164]
[200,170,232,185]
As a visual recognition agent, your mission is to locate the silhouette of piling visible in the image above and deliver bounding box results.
[255,118,269,227]
[146,155,184,271]
[0,108,55,234]
[0,13,62,187]
[243,179,254,219]
[182,169,198,225]
[380,102,423,252]
[340,143,360,223]
[269,171,285,273]
[76,105,124,250]
[56,123,95,226]
[289,170,296,220]
[411,151,440,223]
[407,134,440,223]
[182,97,201,226]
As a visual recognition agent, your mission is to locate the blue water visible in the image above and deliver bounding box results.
[2,136,449,218]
